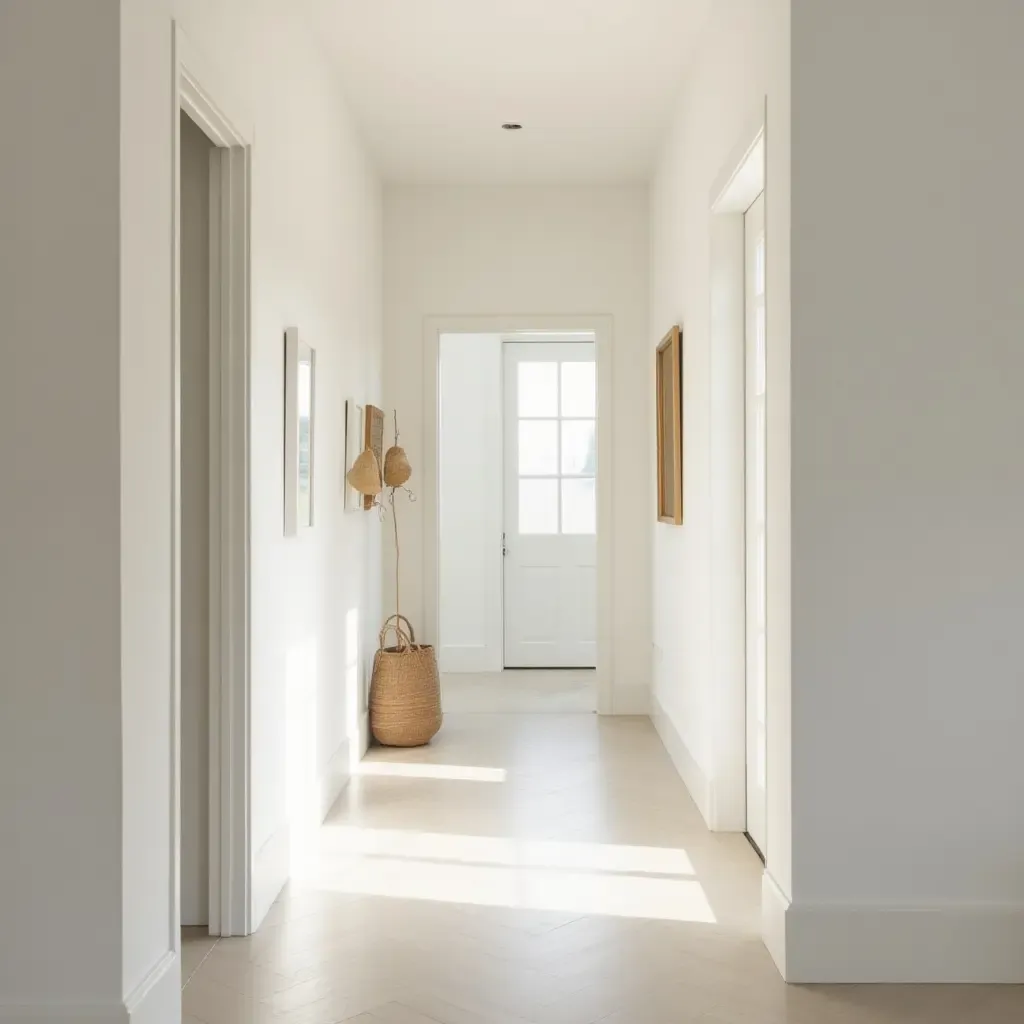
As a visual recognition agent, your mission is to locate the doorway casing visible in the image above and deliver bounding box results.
[701,103,767,836]
[172,23,253,941]
[423,315,614,714]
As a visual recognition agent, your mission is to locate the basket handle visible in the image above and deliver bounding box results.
[379,613,416,651]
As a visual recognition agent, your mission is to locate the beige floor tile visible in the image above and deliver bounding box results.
[181,927,218,988]
[441,671,596,714]
[185,703,1024,1024]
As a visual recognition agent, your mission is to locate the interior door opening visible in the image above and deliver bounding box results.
[176,64,253,944]
[744,190,767,860]
[179,109,214,932]
[435,329,601,714]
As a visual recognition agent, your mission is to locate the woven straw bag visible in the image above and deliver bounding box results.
[369,614,442,747]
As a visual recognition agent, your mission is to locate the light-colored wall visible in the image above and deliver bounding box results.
[0,0,381,1017]
[650,0,791,896]
[179,110,213,928]
[438,334,504,673]
[0,0,125,1010]
[784,0,1024,981]
[120,0,382,1001]
[383,185,650,712]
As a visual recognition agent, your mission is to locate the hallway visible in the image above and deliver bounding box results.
[180,714,1023,1024]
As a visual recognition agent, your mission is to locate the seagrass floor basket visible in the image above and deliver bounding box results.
[369,614,442,747]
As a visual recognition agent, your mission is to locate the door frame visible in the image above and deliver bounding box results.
[423,315,614,714]
[706,104,766,834]
[173,22,253,939]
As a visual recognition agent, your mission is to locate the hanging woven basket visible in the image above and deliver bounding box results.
[347,447,382,497]
[369,614,442,747]
[383,444,412,487]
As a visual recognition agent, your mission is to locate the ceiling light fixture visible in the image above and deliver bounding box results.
[501,122,523,131]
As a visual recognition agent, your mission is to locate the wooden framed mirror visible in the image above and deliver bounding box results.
[656,326,683,525]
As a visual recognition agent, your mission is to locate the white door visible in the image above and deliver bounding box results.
[503,342,597,668]
[745,192,767,855]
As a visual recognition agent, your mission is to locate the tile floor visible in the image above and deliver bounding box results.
[182,712,1024,1023]
[441,670,596,714]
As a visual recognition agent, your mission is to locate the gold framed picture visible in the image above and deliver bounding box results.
[363,404,385,511]
[656,326,683,525]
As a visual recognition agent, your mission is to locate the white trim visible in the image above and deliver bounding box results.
[782,897,1024,983]
[123,953,179,1024]
[710,108,765,213]
[704,102,767,839]
[174,27,253,149]
[422,315,615,714]
[0,1005,125,1023]
[173,21,253,941]
[651,692,712,825]
[317,739,352,821]
[761,870,788,980]
[251,823,291,929]
[0,953,179,1024]
[283,327,300,536]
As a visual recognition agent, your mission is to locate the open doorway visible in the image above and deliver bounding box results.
[431,328,609,714]
[744,191,767,858]
[174,26,254,972]
[707,112,767,848]
[179,109,214,937]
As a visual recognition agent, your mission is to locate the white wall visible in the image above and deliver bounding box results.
[0,1,125,1012]
[179,111,213,928]
[383,185,650,712]
[0,0,382,1019]
[120,0,382,1005]
[649,0,791,911]
[784,0,1024,982]
[653,0,1024,983]
[438,334,504,673]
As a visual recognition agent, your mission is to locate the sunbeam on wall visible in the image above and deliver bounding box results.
[286,635,319,866]
[345,607,361,771]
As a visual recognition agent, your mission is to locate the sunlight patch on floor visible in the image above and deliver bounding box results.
[299,825,712,924]
[320,825,696,876]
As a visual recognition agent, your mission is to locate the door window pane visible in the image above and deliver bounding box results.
[561,419,597,476]
[518,420,558,475]
[519,478,559,534]
[560,361,596,417]
[561,478,596,534]
[518,362,558,417]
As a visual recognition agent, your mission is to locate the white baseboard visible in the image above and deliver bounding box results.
[317,738,352,821]
[651,692,713,827]
[0,953,181,1024]
[124,952,179,1024]
[359,710,370,756]
[0,1003,125,1024]
[439,646,501,674]
[761,870,789,980]
[771,886,1024,983]
[610,682,650,716]
[251,822,290,931]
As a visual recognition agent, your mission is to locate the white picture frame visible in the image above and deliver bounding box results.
[284,326,315,535]
[345,398,366,512]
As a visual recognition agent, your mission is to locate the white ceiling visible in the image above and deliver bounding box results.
[305,0,711,184]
